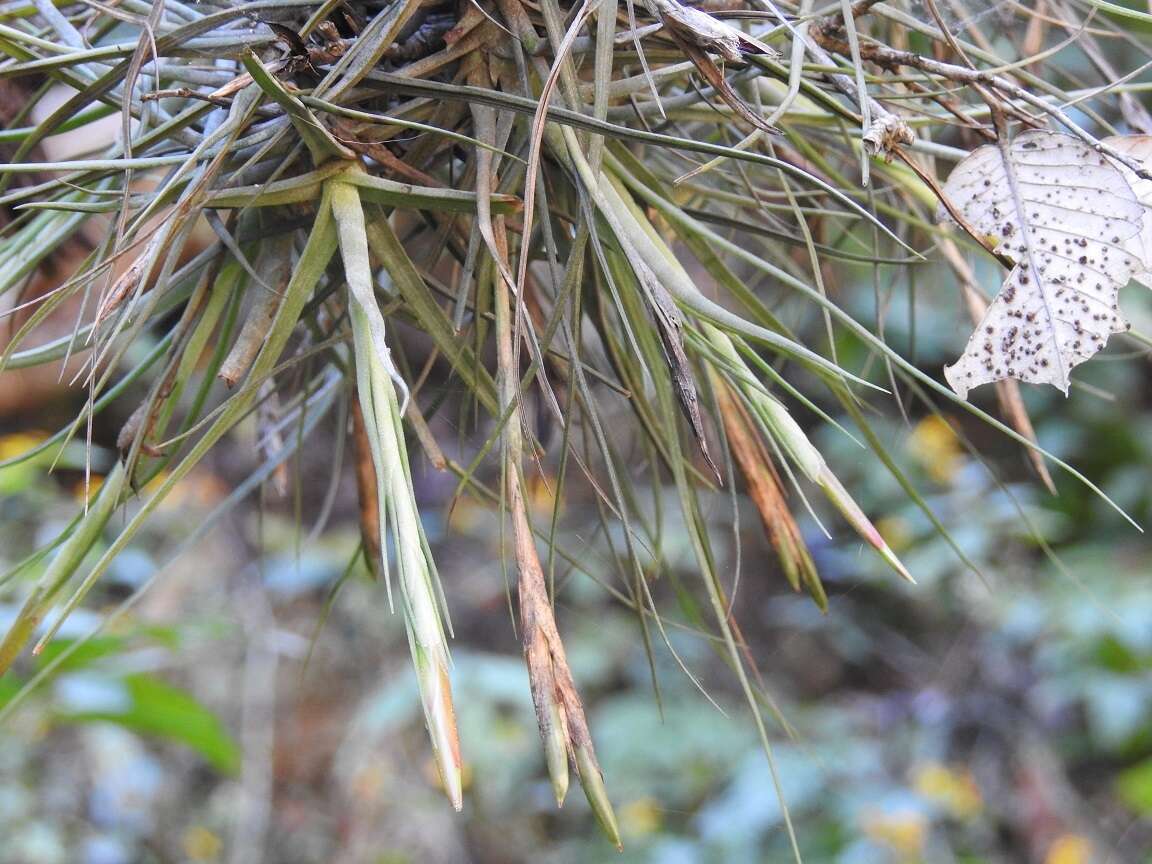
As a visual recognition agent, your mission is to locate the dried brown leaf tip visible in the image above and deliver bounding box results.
[647,0,781,135]
[647,0,777,64]
[350,402,383,578]
[649,283,720,480]
[513,494,620,847]
[717,384,826,609]
[938,130,1152,397]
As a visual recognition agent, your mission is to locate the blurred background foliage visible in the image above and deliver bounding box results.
[2,0,1152,860]
[2,261,1151,863]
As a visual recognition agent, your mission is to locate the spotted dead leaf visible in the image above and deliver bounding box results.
[938,130,1148,398]
[1102,134,1152,288]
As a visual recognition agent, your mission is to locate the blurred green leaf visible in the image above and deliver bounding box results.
[1117,758,1152,814]
[56,673,240,775]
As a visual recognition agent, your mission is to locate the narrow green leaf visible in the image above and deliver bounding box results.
[241,49,354,165]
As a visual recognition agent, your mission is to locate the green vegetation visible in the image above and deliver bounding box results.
[1,0,1151,860]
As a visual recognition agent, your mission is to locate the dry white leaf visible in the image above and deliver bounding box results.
[938,130,1147,398]
[1102,134,1152,288]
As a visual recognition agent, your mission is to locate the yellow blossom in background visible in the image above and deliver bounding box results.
[143,469,171,497]
[1045,833,1093,864]
[0,432,51,493]
[875,515,914,554]
[181,825,222,862]
[913,762,983,819]
[71,474,106,504]
[526,472,559,517]
[70,466,230,508]
[619,796,663,838]
[861,807,927,860]
[0,431,49,461]
[445,495,488,537]
[906,415,963,485]
[147,470,228,509]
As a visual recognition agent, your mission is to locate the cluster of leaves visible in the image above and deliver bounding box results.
[1,0,1151,853]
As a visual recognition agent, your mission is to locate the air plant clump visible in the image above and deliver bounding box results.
[1,0,1150,852]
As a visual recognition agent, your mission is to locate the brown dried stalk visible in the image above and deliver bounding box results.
[716,380,826,609]
[350,400,384,577]
[491,216,620,846]
[219,237,294,388]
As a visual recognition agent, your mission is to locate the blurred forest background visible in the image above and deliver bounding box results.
[4,185,1152,864]
[2,2,1152,864]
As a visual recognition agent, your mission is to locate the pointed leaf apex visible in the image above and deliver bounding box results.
[574,743,621,849]
[551,766,570,809]
[419,656,464,811]
[876,541,916,584]
[816,465,915,584]
[543,696,571,806]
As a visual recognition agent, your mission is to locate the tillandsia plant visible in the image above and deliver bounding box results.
[2,0,1152,852]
